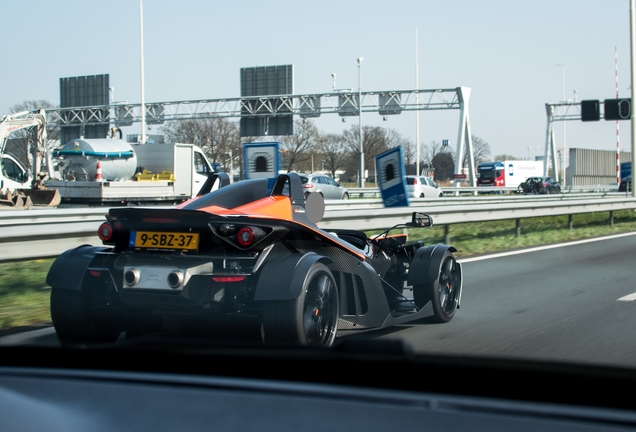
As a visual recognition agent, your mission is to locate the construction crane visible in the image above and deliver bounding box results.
[0,108,59,206]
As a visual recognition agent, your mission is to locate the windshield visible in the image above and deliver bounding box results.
[478,169,500,179]
[3,2,636,424]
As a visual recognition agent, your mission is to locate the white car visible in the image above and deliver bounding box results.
[406,175,443,198]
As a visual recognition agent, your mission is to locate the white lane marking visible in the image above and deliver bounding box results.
[457,231,636,264]
[618,292,636,302]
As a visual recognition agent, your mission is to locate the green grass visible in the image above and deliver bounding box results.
[0,259,54,330]
[2,210,636,330]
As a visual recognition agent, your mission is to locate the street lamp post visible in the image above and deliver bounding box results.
[140,0,146,145]
[358,57,364,188]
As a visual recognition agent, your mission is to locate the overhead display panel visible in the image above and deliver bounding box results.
[379,92,402,116]
[145,104,165,124]
[298,96,321,118]
[240,65,293,137]
[115,104,134,127]
[338,94,359,117]
[59,74,110,144]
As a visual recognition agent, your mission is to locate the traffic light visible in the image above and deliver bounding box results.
[604,98,631,120]
[580,100,600,121]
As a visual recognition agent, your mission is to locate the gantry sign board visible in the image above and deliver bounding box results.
[240,65,294,137]
[59,74,110,144]
[375,146,410,208]
[243,142,281,183]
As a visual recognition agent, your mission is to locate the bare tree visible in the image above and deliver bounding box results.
[421,140,446,166]
[277,119,322,172]
[382,129,414,174]
[420,140,455,179]
[342,125,392,180]
[318,134,349,179]
[462,135,491,169]
[493,154,518,161]
[162,118,241,174]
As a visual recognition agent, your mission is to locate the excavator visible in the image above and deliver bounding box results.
[0,108,60,207]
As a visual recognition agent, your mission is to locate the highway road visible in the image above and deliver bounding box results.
[385,232,636,368]
[3,233,636,369]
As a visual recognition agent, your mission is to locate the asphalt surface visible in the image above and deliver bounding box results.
[3,233,636,368]
[387,232,636,368]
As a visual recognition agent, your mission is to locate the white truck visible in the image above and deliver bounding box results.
[477,160,544,188]
[46,138,227,205]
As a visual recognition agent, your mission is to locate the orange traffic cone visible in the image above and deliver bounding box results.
[95,161,103,182]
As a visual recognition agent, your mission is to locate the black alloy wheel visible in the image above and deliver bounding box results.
[263,263,339,347]
[50,288,121,345]
[413,251,460,323]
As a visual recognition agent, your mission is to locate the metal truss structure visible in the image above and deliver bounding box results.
[545,101,582,182]
[44,87,474,185]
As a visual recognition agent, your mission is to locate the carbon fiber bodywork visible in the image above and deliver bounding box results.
[47,173,461,344]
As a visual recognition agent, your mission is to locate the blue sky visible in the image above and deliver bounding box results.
[0,1,631,160]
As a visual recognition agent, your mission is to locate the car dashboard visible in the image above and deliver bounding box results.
[1,342,636,432]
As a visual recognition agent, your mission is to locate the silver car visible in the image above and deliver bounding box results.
[299,173,349,199]
[406,175,443,198]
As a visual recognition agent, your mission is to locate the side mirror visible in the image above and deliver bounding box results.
[406,212,433,227]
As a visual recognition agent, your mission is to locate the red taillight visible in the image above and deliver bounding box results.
[413,178,419,184]
[212,276,246,283]
[98,222,114,242]
[302,184,313,189]
[89,270,102,277]
[542,182,547,187]
[237,227,254,246]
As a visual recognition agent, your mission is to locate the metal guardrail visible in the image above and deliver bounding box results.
[347,185,619,198]
[1,195,636,262]
[0,208,109,262]
[326,192,627,211]
[319,197,636,230]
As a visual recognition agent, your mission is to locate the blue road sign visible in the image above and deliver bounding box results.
[375,146,410,208]
[243,142,281,192]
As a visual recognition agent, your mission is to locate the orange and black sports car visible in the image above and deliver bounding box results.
[47,173,462,347]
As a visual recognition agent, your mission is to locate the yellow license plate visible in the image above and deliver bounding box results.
[131,231,199,250]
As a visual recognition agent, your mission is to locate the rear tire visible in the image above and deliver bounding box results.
[50,288,120,344]
[413,251,460,323]
[519,183,528,195]
[263,263,339,347]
